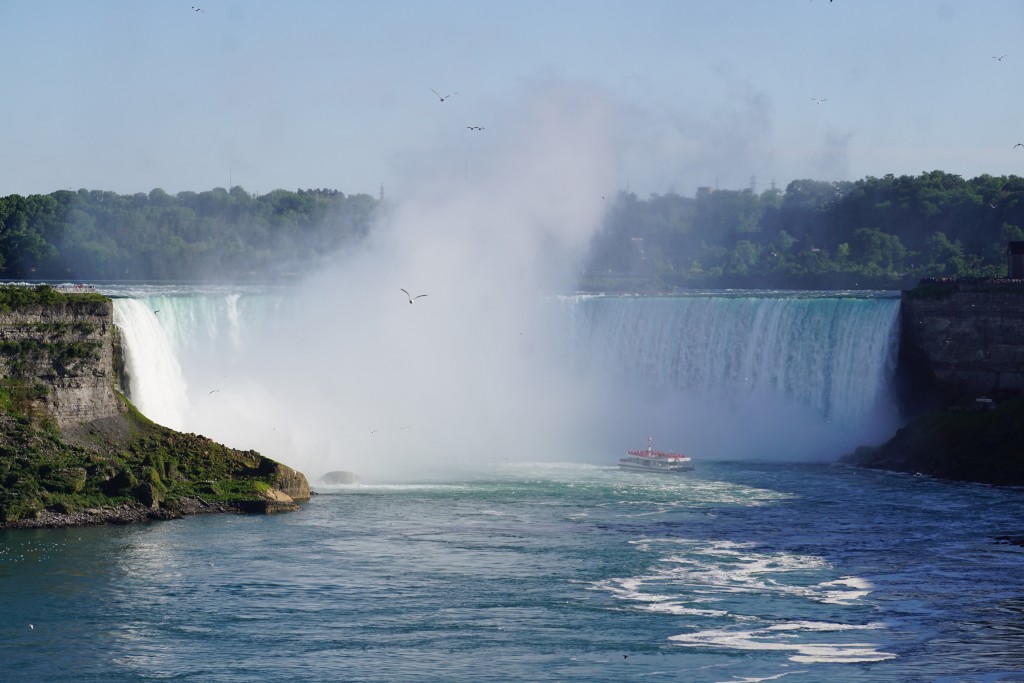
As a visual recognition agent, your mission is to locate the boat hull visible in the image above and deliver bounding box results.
[618,457,694,474]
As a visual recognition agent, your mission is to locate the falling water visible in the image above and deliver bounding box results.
[111,288,901,473]
[111,297,189,430]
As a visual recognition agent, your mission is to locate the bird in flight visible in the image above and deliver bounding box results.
[192,5,204,11]
[1015,143,1024,149]
[431,89,457,102]
[811,97,827,105]
[993,55,1006,61]
[401,289,428,304]
[466,126,485,131]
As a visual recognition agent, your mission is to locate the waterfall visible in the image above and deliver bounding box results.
[111,298,189,430]
[110,288,902,477]
[562,294,900,424]
[557,293,901,460]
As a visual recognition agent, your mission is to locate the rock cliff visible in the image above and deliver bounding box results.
[0,285,310,528]
[0,296,122,427]
[849,279,1024,485]
[897,279,1024,406]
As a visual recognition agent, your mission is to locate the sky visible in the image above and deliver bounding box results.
[3,0,1024,200]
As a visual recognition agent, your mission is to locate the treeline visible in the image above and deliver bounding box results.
[3,171,1023,288]
[585,170,1024,291]
[0,187,378,281]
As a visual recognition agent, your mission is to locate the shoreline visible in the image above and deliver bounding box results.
[0,495,302,531]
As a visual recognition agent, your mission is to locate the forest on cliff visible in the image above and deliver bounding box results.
[1,170,1022,289]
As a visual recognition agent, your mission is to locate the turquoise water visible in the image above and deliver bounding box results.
[3,461,1024,682]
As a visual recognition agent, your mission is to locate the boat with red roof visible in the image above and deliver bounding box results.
[618,437,694,474]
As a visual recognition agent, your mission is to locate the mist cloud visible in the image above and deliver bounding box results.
[176,82,622,481]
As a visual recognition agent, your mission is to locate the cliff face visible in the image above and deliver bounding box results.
[898,280,1024,407]
[850,280,1024,486]
[0,298,122,428]
[0,287,310,528]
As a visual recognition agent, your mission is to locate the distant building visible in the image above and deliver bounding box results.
[1008,241,1024,278]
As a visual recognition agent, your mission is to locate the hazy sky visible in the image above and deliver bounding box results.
[3,0,1023,199]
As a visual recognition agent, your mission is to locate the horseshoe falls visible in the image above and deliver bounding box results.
[13,287,1024,683]
[109,288,901,480]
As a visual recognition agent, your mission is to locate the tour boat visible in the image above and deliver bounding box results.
[618,437,694,473]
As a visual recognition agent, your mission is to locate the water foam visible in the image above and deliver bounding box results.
[594,535,892,664]
[669,621,896,664]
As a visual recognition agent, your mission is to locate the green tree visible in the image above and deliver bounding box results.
[923,231,966,277]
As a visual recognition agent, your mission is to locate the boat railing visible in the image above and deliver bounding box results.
[627,449,689,459]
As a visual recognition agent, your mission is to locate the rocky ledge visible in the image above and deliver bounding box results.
[8,496,299,530]
[843,396,1024,486]
[848,278,1024,487]
[0,285,310,530]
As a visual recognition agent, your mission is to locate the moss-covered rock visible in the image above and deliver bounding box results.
[0,285,310,529]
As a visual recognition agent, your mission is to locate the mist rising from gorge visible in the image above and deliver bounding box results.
[113,82,901,483]
[161,83,623,481]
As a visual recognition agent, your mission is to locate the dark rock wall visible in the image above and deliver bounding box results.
[897,281,1024,410]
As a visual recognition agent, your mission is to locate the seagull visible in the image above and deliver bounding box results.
[466,126,485,131]
[431,88,457,102]
[401,288,427,304]
[811,97,827,105]
[192,5,204,11]
[1015,143,1024,149]
[209,389,219,395]
[993,55,1006,61]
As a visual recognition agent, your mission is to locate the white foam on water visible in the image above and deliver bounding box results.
[724,672,810,683]
[591,576,730,618]
[816,577,875,605]
[314,483,474,493]
[593,535,891,663]
[670,621,896,664]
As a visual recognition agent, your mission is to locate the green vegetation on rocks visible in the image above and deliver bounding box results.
[0,393,308,527]
[0,285,309,529]
[0,283,107,310]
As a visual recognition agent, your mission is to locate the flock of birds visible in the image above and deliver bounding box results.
[392,81,494,308]
[184,5,1024,151]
